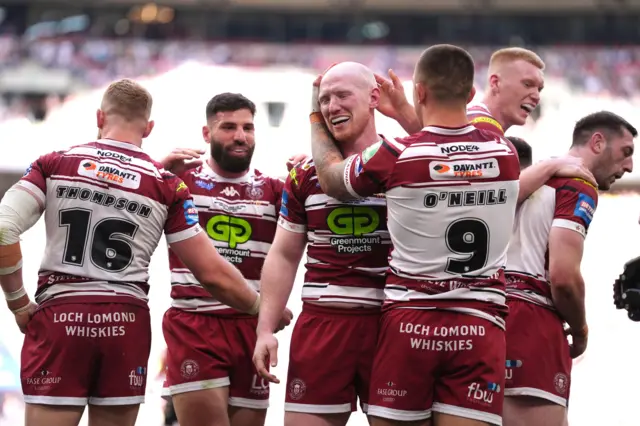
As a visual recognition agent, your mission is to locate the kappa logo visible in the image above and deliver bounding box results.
[78,160,141,189]
[221,186,240,197]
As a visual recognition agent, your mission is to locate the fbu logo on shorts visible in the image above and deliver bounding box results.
[129,366,146,388]
[467,382,500,406]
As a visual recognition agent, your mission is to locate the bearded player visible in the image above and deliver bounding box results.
[159,92,296,426]
[0,79,262,426]
[503,111,635,426]
[253,62,389,426]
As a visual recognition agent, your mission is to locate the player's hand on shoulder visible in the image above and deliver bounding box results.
[253,332,280,383]
[275,307,294,333]
[161,148,205,175]
[551,156,597,187]
[375,69,410,119]
[13,300,38,334]
[286,154,309,172]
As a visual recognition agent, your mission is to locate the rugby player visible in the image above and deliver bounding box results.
[0,79,261,426]
[160,92,295,426]
[506,136,533,170]
[503,111,635,426]
[372,47,590,202]
[309,44,521,426]
[254,62,389,426]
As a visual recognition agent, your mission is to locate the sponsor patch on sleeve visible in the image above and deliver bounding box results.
[470,116,504,133]
[573,193,596,226]
[183,199,199,226]
[279,190,289,217]
[361,140,382,164]
[354,156,363,177]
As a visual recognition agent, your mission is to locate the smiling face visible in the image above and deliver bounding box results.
[203,108,255,173]
[492,59,544,127]
[318,67,377,144]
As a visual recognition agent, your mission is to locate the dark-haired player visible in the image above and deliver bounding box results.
[161,93,294,426]
[504,111,635,426]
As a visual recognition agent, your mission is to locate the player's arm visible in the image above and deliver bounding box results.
[518,157,597,205]
[309,118,354,199]
[0,184,44,315]
[169,233,260,314]
[548,228,587,336]
[256,227,306,335]
[548,181,597,355]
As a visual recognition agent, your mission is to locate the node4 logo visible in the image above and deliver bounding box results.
[327,206,381,254]
[467,382,500,406]
[206,215,252,263]
[129,366,146,388]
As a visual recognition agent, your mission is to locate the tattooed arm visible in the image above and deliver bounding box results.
[310,120,355,200]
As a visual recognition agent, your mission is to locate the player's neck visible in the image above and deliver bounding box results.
[421,106,469,129]
[341,123,379,157]
[567,147,595,169]
[207,157,249,179]
[98,131,143,148]
[482,95,510,132]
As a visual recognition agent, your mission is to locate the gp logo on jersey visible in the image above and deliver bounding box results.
[206,215,252,249]
[430,158,500,180]
[183,200,199,226]
[573,193,595,226]
[78,160,141,189]
[327,206,379,236]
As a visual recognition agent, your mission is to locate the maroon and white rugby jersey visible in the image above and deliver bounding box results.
[505,177,598,308]
[18,139,202,307]
[467,102,506,136]
[278,157,388,306]
[342,125,520,328]
[168,163,282,315]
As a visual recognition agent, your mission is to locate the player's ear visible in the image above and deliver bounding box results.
[202,125,211,144]
[143,120,154,138]
[590,131,606,154]
[489,73,500,94]
[414,82,426,104]
[96,109,104,130]
[467,86,477,105]
[370,86,380,110]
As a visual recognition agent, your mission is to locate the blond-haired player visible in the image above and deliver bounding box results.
[376,46,544,136]
[0,78,261,426]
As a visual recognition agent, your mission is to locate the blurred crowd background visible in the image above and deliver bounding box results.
[2,1,640,425]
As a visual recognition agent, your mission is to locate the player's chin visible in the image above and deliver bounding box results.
[330,125,353,143]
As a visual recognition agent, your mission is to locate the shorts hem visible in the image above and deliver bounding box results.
[285,402,352,414]
[367,405,432,421]
[229,396,269,410]
[361,403,369,414]
[89,396,145,406]
[504,387,567,407]
[166,377,231,395]
[23,395,87,406]
[432,402,501,426]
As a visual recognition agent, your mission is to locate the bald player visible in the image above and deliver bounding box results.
[254,62,389,426]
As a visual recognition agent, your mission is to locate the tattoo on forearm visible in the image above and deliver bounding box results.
[310,122,352,199]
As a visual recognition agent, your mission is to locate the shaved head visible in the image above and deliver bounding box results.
[317,62,379,144]
[321,62,376,91]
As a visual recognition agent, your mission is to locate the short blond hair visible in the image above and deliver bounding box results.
[101,78,152,122]
[489,47,545,72]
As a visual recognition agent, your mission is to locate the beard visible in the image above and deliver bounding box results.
[210,138,255,173]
